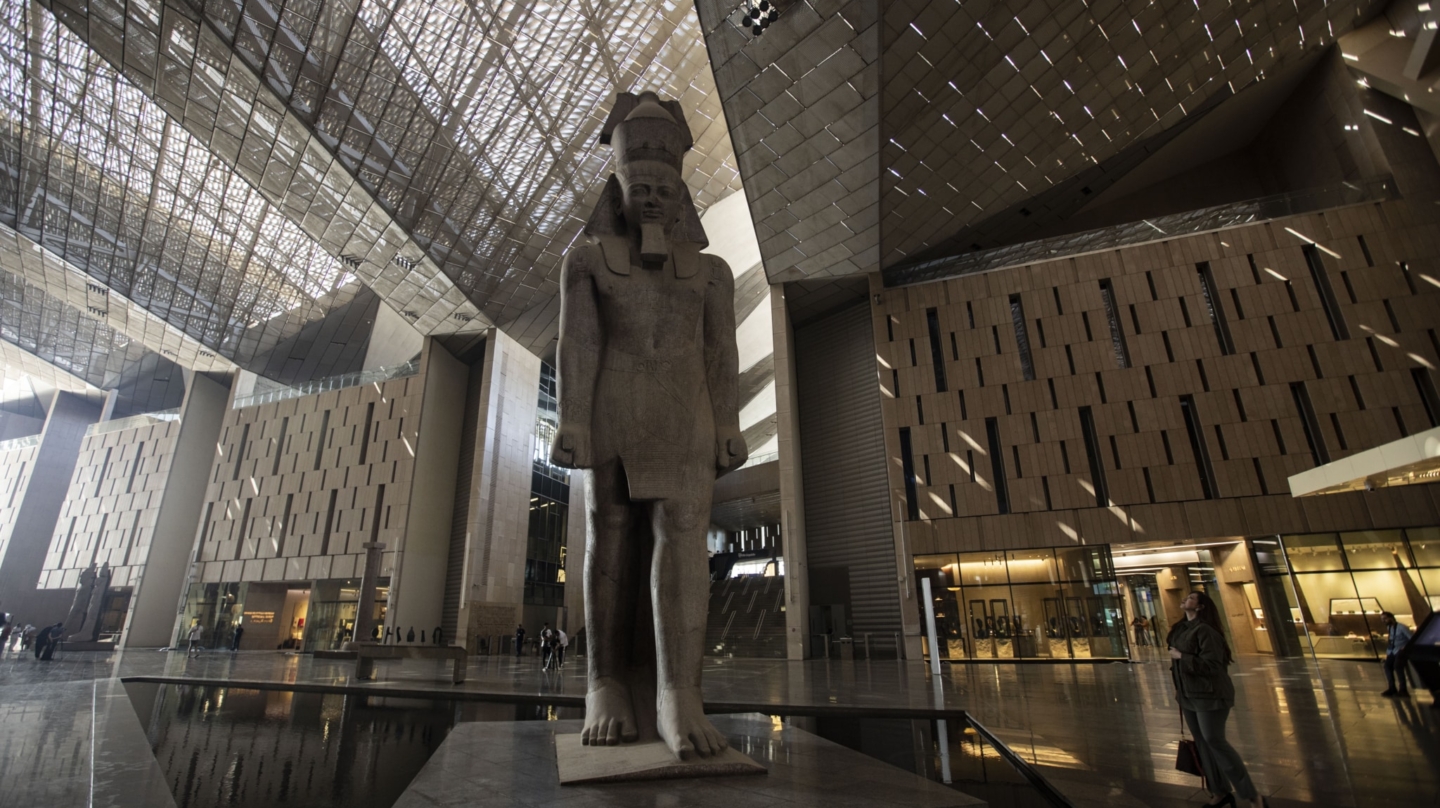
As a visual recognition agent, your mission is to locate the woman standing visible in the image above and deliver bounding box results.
[1168,591,1265,808]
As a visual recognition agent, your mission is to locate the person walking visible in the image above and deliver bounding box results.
[1132,615,1150,647]
[540,623,556,670]
[1380,611,1413,697]
[514,624,526,657]
[33,623,57,660]
[230,624,245,653]
[1168,591,1266,808]
[556,627,568,669]
[186,621,204,657]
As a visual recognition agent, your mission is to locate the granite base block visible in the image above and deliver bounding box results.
[394,713,986,807]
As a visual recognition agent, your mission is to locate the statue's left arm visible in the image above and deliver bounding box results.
[703,255,748,475]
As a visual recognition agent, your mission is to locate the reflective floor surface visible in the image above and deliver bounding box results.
[0,645,1435,807]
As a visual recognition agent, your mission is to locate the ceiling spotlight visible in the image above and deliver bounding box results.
[740,0,779,37]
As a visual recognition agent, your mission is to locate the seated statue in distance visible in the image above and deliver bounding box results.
[550,90,748,761]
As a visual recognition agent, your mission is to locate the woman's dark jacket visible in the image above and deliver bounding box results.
[1168,618,1235,711]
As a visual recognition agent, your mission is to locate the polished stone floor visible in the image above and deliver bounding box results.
[0,644,1435,807]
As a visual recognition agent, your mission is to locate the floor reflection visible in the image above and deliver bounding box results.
[128,683,585,808]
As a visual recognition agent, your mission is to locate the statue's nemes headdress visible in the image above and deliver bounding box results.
[584,91,707,248]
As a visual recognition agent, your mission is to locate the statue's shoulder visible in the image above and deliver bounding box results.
[564,240,604,272]
[703,253,734,288]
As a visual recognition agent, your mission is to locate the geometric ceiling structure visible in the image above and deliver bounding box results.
[697,0,1389,307]
[35,0,740,359]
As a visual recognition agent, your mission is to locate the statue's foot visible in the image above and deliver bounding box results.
[581,677,638,746]
[658,687,727,761]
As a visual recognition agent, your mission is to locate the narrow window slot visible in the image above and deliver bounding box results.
[235,499,252,560]
[1197,263,1234,354]
[1060,440,1071,473]
[1030,412,1040,443]
[1250,353,1266,385]
[1197,359,1210,392]
[95,447,114,497]
[1214,425,1229,460]
[1053,287,1064,314]
[1413,368,1440,428]
[892,369,900,397]
[1036,318,1047,348]
[1129,304,1142,335]
[991,325,1002,355]
[1009,294,1035,381]
[321,489,339,554]
[1290,383,1329,465]
[277,493,294,558]
[1002,385,1011,415]
[1078,407,1109,507]
[1401,261,1418,295]
[1350,375,1367,410]
[1162,332,1174,362]
[1307,345,1323,378]
[1042,477,1052,510]
[1179,297,1192,327]
[1143,468,1156,503]
[273,416,289,475]
[314,410,330,471]
[1367,338,1384,371]
[1271,420,1288,455]
[1233,389,1248,422]
[899,429,919,521]
[949,484,958,516]
[941,423,950,453]
[1285,282,1301,312]
[966,301,975,329]
[1268,316,1282,348]
[959,389,968,420]
[1096,372,1108,404]
[1358,235,1374,266]
[985,418,1010,515]
[1247,254,1261,284]
[1098,279,1131,368]
[1065,345,1076,375]
[1180,396,1218,499]
[1329,413,1348,451]
[1146,366,1157,398]
[887,316,894,342]
[975,358,985,387]
[1127,400,1139,432]
[1384,300,1401,333]
[1341,271,1358,304]
[917,396,925,425]
[1082,311,1093,341]
[1252,458,1269,495]
[1229,288,1245,319]
[922,455,931,485]
[1146,271,1159,300]
[1109,434,1122,469]
[909,338,917,366]
[1302,244,1351,340]
[950,332,958,361]
[1012,446,1023,478]
[1394,407,1409,437]
[1047,378,1059,409]
[233,424,249,481]
[125,442,143,494]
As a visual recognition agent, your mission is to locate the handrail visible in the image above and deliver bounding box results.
[87,408,181,436]
[233,358,420,409]
[0,433,41,452]
[965,715,1078,808]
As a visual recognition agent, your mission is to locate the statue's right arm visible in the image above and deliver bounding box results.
[551,245,601,469]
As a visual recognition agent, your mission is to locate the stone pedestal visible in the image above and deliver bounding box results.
[554,733,764,784]
[393,713,986,807]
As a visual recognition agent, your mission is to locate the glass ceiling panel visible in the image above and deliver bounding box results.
[0,0,359,371]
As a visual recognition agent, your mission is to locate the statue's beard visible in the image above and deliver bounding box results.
[639,222,669,263]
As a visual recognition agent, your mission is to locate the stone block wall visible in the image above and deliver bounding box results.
[38,418,180,590]
[876,198,1440,556]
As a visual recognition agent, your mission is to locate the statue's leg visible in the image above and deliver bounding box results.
[650,490,727,760]
[582,460,640,746]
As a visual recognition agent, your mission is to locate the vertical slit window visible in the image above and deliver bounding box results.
[1197,262,1235,354]
[899,428,919,521]
[235,499,252,560]
[1290,382,1329,465]
[233,424,249,481]
[277,493,294,558]
[125,442,143,494]
[321,489,339,554]
[96,447,112,496]
[1009,294,1035,380]
[1302,244,1350,340]
[1099,279,1130,368]
[314,411,330,470]
[196,503,213,563]
[1078,406,1109,507]
[1180,396,1218,499]
[1413,369,1440,428]
[926,308,948,392]
[985,417,1010,515]
[272,417,289,475]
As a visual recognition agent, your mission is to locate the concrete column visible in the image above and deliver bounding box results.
[0,392,100,624]
[127,371,229,647]
[771,285,810,660]
[388,337,467,639]
[354,541,385,642]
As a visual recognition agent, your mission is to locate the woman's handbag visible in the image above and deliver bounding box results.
[1175,707,1206,781]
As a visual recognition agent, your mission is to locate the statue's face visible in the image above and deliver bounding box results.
[619,165,684,234]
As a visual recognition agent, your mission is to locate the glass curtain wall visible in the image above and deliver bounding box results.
[1263,528,1440,659]
[525,363,570,611]
[915,545,1128,661]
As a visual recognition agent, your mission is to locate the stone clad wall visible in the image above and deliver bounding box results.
[38,419,180,590]
[0,440,40,568]
[877,199,1440,555]
[191,372,422,585]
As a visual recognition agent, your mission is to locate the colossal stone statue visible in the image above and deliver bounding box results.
[550,90,748,763]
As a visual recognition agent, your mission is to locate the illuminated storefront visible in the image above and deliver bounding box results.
[1258,528,1440,660]
[914,545,1128,661]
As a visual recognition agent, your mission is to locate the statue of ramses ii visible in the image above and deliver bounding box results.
[550,90,748,762]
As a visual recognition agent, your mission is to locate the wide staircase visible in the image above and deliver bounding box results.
[704,574,787,658]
